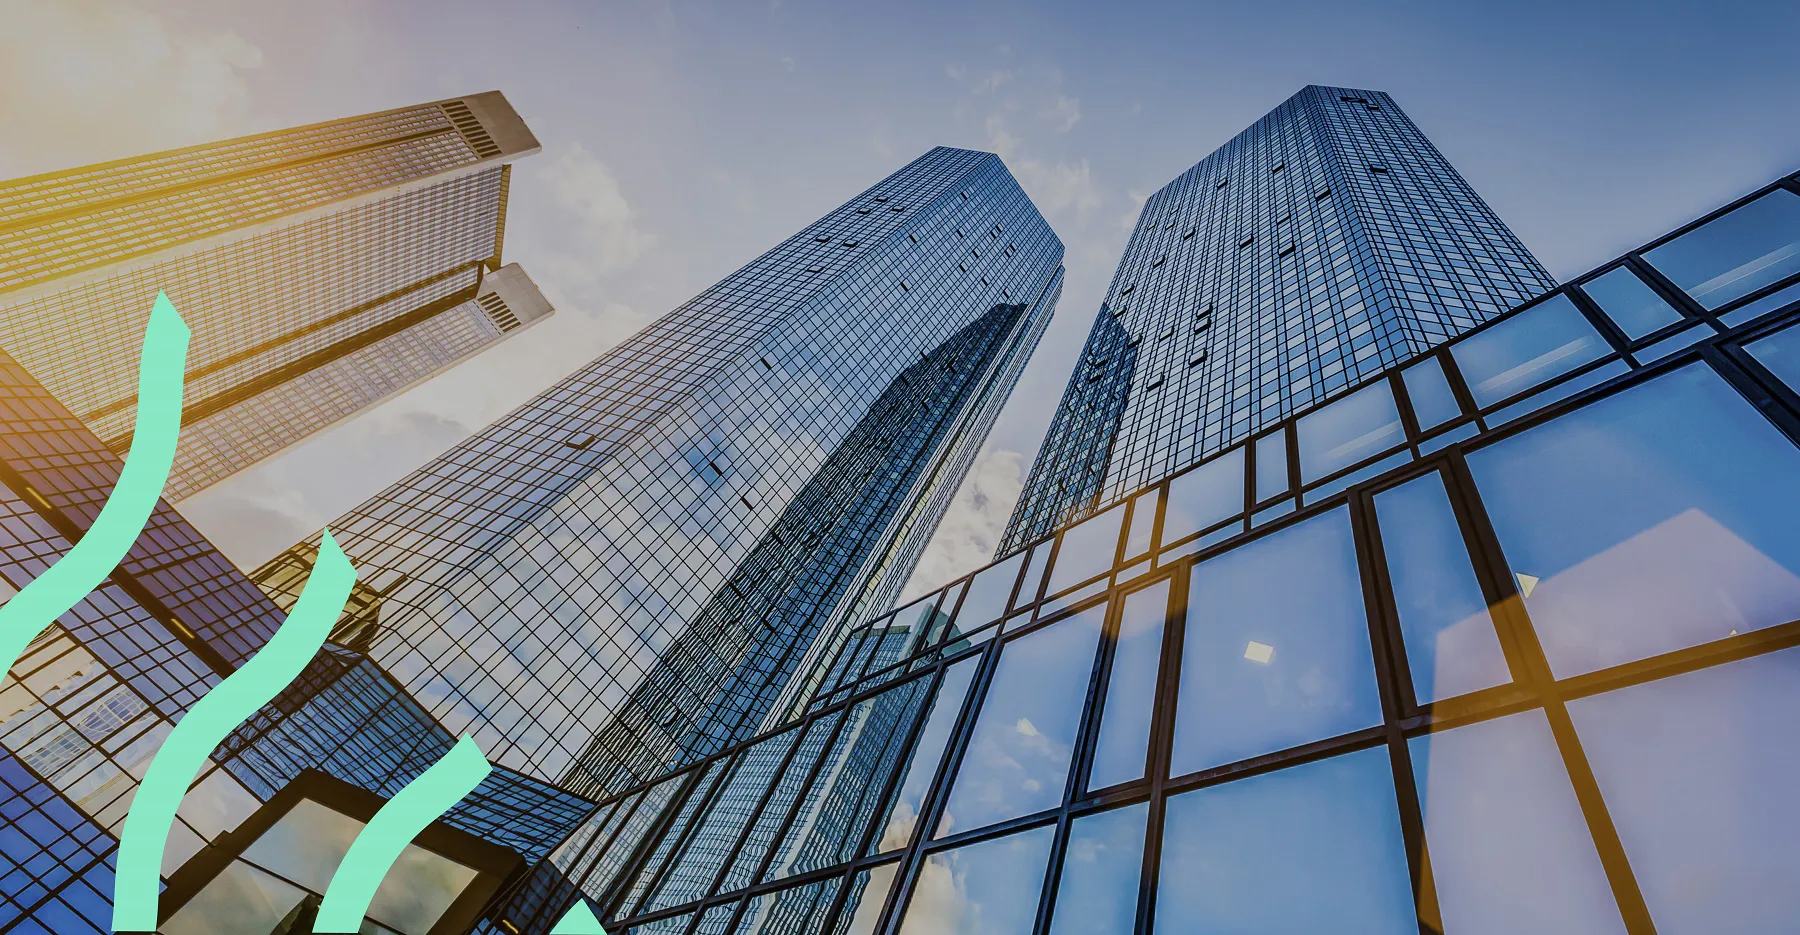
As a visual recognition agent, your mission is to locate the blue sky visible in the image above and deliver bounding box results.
[3,0,1797,581]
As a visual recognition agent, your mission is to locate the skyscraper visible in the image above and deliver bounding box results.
[1002,85,1555,550]
[0,92,550,502]
[256,146,1065,795]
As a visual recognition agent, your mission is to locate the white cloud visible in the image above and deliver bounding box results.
[0,0,263,175]
[972,69,1015,94]
[944,63,965,80]
[1046,94,1081,132]
[900,447,1026,600]
[779,55,795,72]
[535,143,654,284]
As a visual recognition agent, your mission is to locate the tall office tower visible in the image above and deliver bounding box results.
[0,91,550,502]
[518,165,1800,935]
[0,345,588,935]
[256,147,1065,796]
[1001,85,1555,550]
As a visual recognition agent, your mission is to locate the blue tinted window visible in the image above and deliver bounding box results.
[1156,747,1415,931]
[954,553,1025,632]
[898,825,1055,935]
[1047,503,1125,593]
[870,661,979,853]
[833,863,898,935]
[1745,320,1800,393]
[1402,357,1461,432]
[1255,430,1289,501]
[939,607,1105,834]
[1163,447,1244,542]
[737,876,840,935]
[1047,803,1147,935]
[1374,472,1510,702]
[1579,266,1684,339]
[1644,189,1800,310]
[1466,364,1800,676]
[1170,509,1382,775]
[1088,581,1169,791]
[1122,488,1161,559]
[1411,710,1625,934]
[1568,647,1800,933]
[1451,294,1611,407]
[1296,379,1404,483]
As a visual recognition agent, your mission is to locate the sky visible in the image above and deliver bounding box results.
[3,0,1798,589]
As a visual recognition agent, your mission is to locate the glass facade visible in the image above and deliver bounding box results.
[0,92,549,501]
[515,170,1800,935]
[255,147,1066,796]
[1002,85,1556,550]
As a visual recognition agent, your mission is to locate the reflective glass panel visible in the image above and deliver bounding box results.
[1411,710,1625,934]
[1644,188,1800,310]
[1466,364,1800,676]
[954,553,1026,633]
[1123,487,1161,558]
[1254,430,1289,501]
[1402,357,1461,432]
[1580,265,1685,339]
[1297,379,1404,483]
[1374,473,1510,702]
[627,912,694,935]
[1047,503,1125,594]
[1155,747,1415,931]
[1171,509,1382,775]
[649,731,799,911]
[721,715,841,891]
[162,861,307,935]
[869,660,980,853]
[736,876,841,935]
[1088,581,1169,791]
[1568,647,1800,933]
[832,863,899,935]
[695,902,739,935]
[1046,803,1147,935]
[898,825,1055,935]
[1016,541,1053,608]
[1745,320,1800,392]
[939,606,1106,835]
[1163,447,1244,542]
[1451,294,1611,407]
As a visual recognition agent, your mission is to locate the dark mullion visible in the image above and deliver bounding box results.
[1283,420,1300,502]
[599,766,710,922]
[1563,281,1636,360]
[699,727,809,901]
[736,708,857,894]
[1349,487,1440,934]
[1708,338,1800,447]
[614,758,736,921]
[1135,560,1189,934]
[1619,255,1715,328]
[1389,369,1425,450]
[1433,348,1485,432]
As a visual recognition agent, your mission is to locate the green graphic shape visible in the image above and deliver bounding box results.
[111,530,354,932]
[0,291,188,681]
[314,735,493,933]
[550,899,609,934]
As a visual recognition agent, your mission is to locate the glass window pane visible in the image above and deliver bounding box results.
[1046,803,1147,935]
[1254,430,1289,501]
[736,876,841,935]
[1088,581,1170,791]
[1466,364,1800,676]
[954,553,1026,633]
[898,825,1055,935]
[1580,266,1684,339]
[627,912,695,935]
[1451,294,1611,408]
[1047,503,1125,593]
[1163,447,1244,542]
[649,730,800,911]
[1411,710,1625,934]
[1297,379,1404,483]
[1644,188,1800,310]
[1374,473,1511,702]
[1567,647,1800,933]
[161,861,308,935]
[1123,487,1161,559]
[1745,320,1800,393]
[1402,357,1462,432]
[695,902,740,935]
[832,863,899,935]
[939,606,1106,835]
[721,715,842,892]
[869,661,980,854]
[1016,541,1053,609]
[1155,747,1415,932]
[1171,509,1383,775]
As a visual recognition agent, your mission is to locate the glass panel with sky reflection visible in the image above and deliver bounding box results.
[1047,503,1125,594]
[869,660,979,854]
[1046,802,1147,935]
[1170,509,1382,775]
[899,825,1055,935]
[627,912,694,935]
[1567,646,1800,934]
[952,552,1025,635]
[1156,746,1415,932]
[1297,379,1405,483]
[1254,430,1289,500]
[1374,472,1511,702]
[1411,710,1625,934]
[833,863,899,935]
[939,606,1106,836]
[1451,293,1611,408]
[1745,320,1800,392]
[1163,446,1244,542]
[1580,265,1685,339]
[1644,188,1800,310]
[1466,363,1800,676]
[736,876,840,935]
[1402,357,1462,432]
[161,861,308,935]
[1088,581,1169,791]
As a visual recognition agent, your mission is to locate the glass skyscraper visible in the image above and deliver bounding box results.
[0,92,551,502]
[1002,86,1555,549]
[256,146,1065,796]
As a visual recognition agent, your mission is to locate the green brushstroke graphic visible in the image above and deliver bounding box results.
[0,291,187,680]
[111,530,354,932]
[550,899,610,934]
[314,735,493,933]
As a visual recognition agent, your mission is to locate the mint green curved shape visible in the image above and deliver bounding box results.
[314,734,493,932]
[111,529,354,933]
[550,900,609,934]
[0,291,188,682]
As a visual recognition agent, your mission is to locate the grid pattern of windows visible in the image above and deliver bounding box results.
[1003,86,1555,550]
[504,169,1800,935]
[257,147,1066,795]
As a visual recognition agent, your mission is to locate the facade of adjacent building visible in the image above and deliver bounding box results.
[509,164,1800,935]
[255,146,1066,797]
[1001,85,1555,550]
[0,92,550,502]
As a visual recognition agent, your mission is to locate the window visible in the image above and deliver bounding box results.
[1579,266,1684,339]
[1643,188,1800,310]
[1253,430,1288,501]
[1450,294,1610,407]
[1046,503,1125,593]
[1295,379,1403,483]
[1045,803,1147,935]
[953,552,1026,634]
[1163,447,1244,542]
[898,825,1054,935]
[1401,357,1461,431]
[1744,320,1800,392]
[835,863,900,935]
[869,661,979,853]
[1089,580,1169,791]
